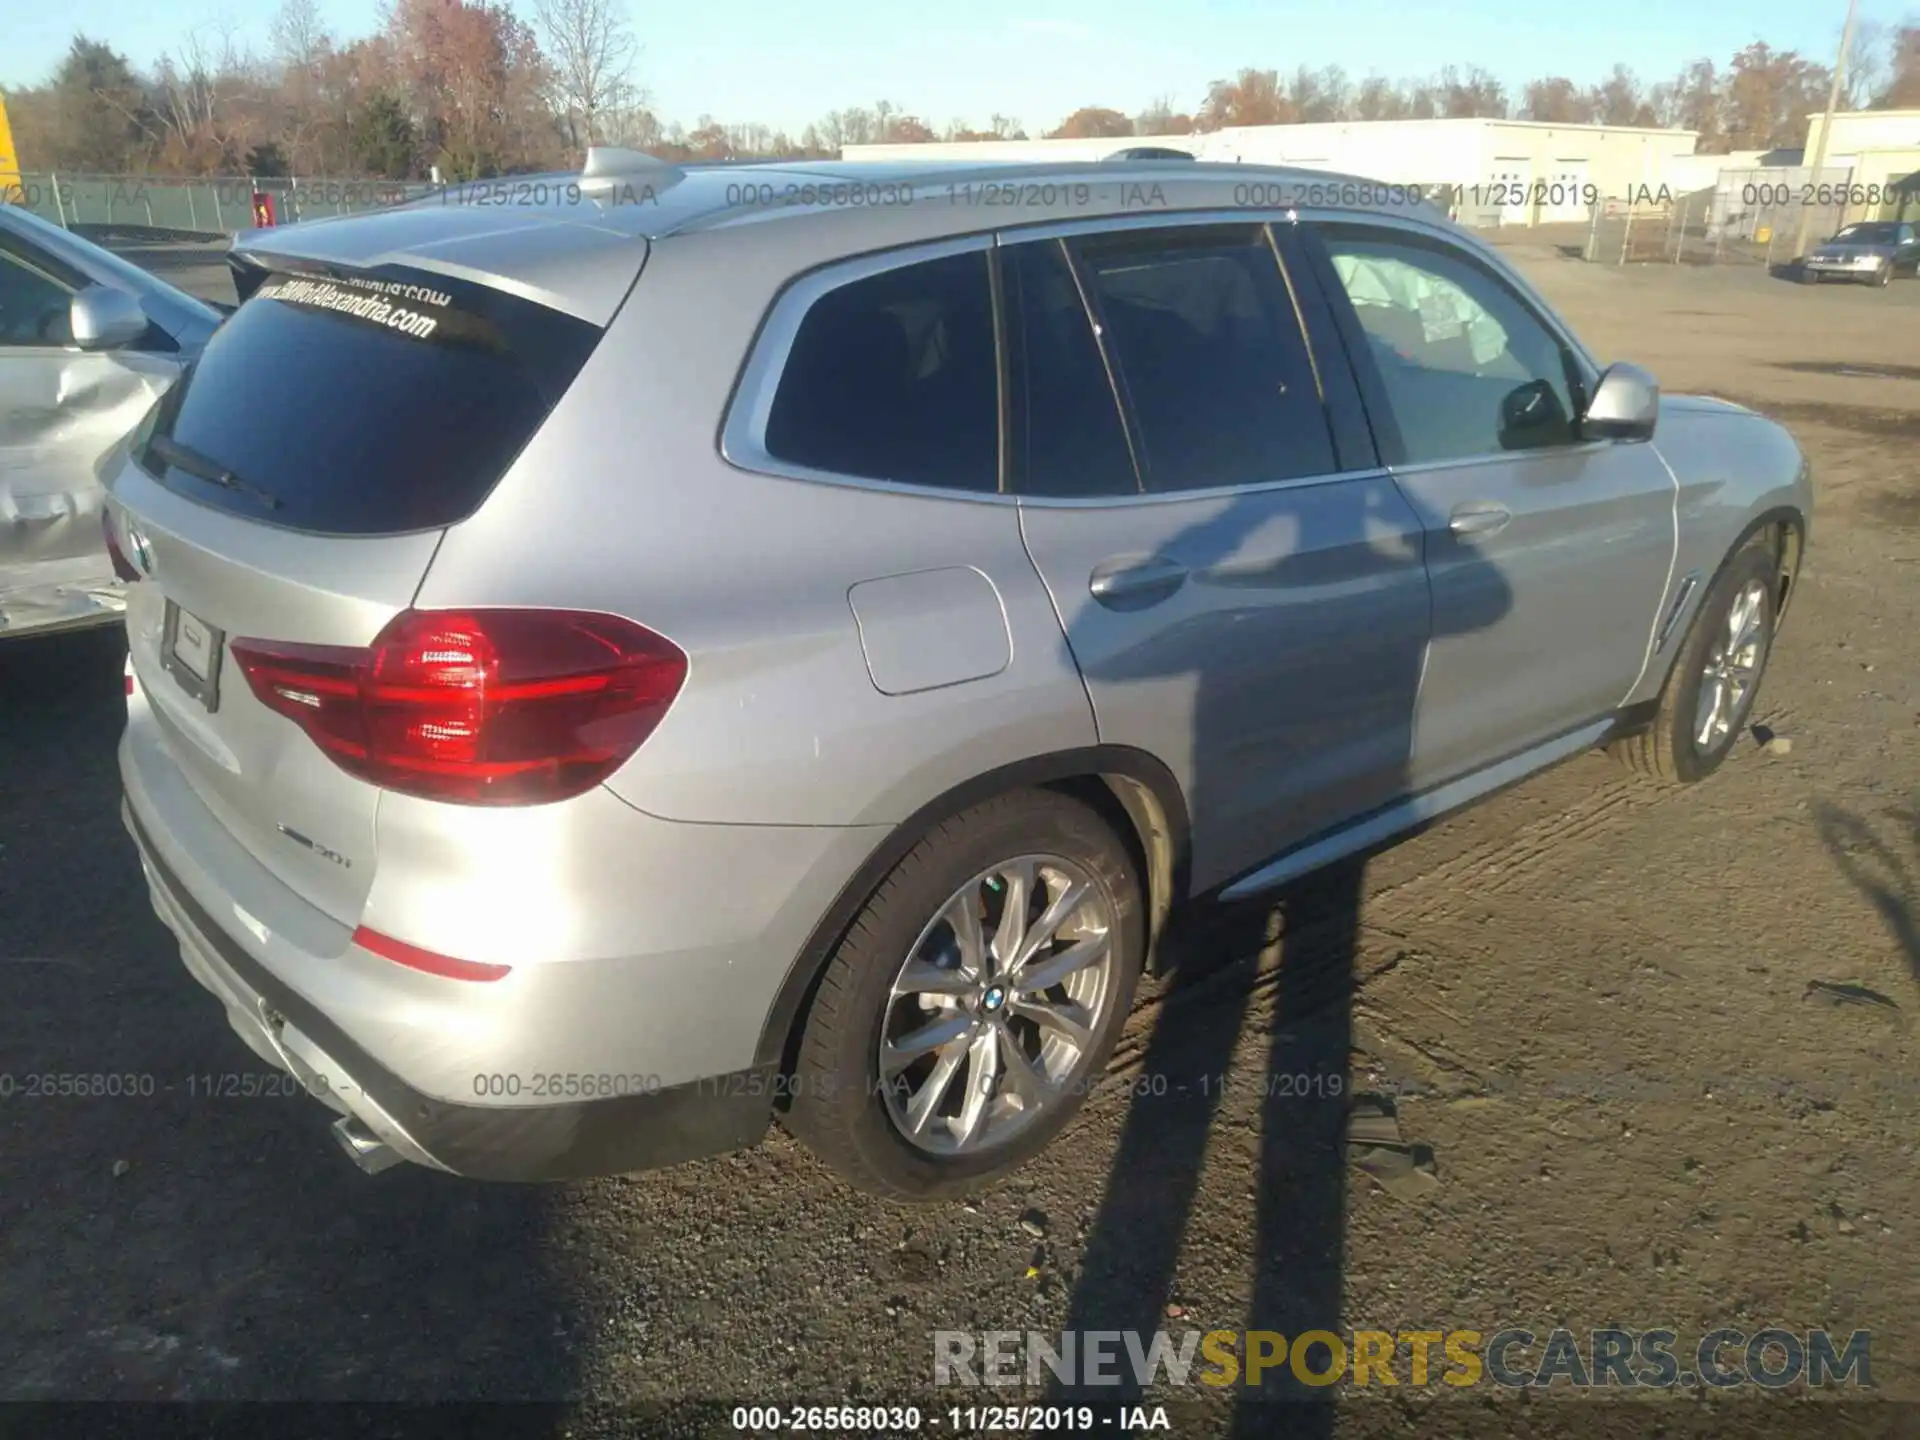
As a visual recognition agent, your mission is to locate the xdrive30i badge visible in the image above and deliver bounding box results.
[277,825,350,868]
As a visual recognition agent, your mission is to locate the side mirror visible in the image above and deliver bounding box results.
[1581,361,1659,442]
[70,285,150,351]
[1497,377,1574,450]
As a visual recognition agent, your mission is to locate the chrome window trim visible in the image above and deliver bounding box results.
[1013,465,1398,511]
[720,204,1610,508]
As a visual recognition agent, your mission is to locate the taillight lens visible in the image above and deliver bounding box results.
[104,510,140,583]
[230,609,687,805]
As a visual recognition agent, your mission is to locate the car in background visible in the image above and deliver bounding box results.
[1800,219,1920,287]
[0,203,222,638]
[109,153,1810,1199]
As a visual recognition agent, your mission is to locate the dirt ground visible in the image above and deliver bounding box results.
[1,240,1917,1437]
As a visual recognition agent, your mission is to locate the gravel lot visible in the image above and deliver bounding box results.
[1,237,1916,1436]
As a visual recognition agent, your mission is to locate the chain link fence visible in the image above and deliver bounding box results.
[1573,167,1862,269]
[4,172,435,239]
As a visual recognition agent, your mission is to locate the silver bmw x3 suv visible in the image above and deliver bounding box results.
[108,152,1811,1198]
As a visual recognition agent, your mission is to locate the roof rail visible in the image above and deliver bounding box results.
[1103,146,1197,162]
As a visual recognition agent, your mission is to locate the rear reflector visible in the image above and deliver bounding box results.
[230,609,687,805]
[352,925,512,983]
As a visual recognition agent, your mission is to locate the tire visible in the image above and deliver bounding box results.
[1608,539,1778,786]
[1874,261,1893,288]
[785,788,1145,1200]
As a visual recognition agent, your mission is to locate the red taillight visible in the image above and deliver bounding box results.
[230,609,687,805]
[104,510,140,583]
[352,925,511,982]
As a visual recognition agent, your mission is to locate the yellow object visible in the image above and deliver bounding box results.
[1755,225,1773,244]
[0,92,21,199]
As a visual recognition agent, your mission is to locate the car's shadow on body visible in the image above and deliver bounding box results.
[1050,487,1511,1429]
[0,628,579,1401]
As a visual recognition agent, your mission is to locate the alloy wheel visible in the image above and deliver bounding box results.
[1693,578,1769,753]
[877,855,1117,1155]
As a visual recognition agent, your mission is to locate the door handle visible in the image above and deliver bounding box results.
[1088,555,1188,608]
[1448,503,1512,538]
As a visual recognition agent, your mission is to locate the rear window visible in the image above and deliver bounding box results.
[139,263,601,535]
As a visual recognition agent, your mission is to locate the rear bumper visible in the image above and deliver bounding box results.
[123,798,779,1179]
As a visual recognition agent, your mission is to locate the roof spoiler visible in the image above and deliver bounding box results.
[581,147,688,197]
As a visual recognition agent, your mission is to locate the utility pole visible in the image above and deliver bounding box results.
[1793,0,1860,260]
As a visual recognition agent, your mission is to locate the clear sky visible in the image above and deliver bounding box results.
[2,0,1895,137]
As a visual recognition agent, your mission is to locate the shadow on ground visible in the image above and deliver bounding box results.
[0,628,582,1402]
[1817,802,1920,985]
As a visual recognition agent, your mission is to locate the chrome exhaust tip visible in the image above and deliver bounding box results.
[332,1115,404,1175]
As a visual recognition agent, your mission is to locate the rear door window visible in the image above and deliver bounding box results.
[1070,225,1337,493]
[764,250,999,493]
[138,264,602,535]
[1004,237,1139,498]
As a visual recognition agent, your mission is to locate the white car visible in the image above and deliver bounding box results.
[1,204,223,638]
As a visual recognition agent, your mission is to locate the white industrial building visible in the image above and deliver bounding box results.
[845,118,1700,226]
[1802,109,1920,222]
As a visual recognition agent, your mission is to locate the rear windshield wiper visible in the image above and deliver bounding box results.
[145,432,283,510]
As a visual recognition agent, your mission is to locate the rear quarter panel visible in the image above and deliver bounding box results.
[410,228,1099,827]
[1623,395,1811,707]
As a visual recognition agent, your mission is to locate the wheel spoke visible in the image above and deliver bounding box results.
[894,958,977,1000]
[1012,879,1090,972]
[1724,592,1751,648]
[1010,996,1094,1054]
[988,860,1034,974]
[883,1013,974,1077]
[1015,933,1110,995]
[947,891,988,979]
[904,1037,969,1136]
[1695,676,1725,747]
[952,1027,1001,1147]
[998,1025,1053,1107]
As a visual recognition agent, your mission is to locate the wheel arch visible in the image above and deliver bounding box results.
[1646,503,1806,701]
[751,746,1191,1077]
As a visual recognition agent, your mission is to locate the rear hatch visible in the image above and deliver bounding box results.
[110,230,638,925]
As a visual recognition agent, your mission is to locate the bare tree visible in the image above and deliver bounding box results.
[1286,65,1350,122]
[1132,96,1189,135]
[1196,68,1292,130]
[1521,76,1595,123]
[1843,18,1890,109]
[1435,64,1507,118]
[1886,24,1920,106]
[272,0,329,75]
[1047,106,1134,139]
[1588,64,1655,126]
[152,21,265,174]
[271,0,332,171]
[1352,74,1408,121]
[534,0,639,153]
